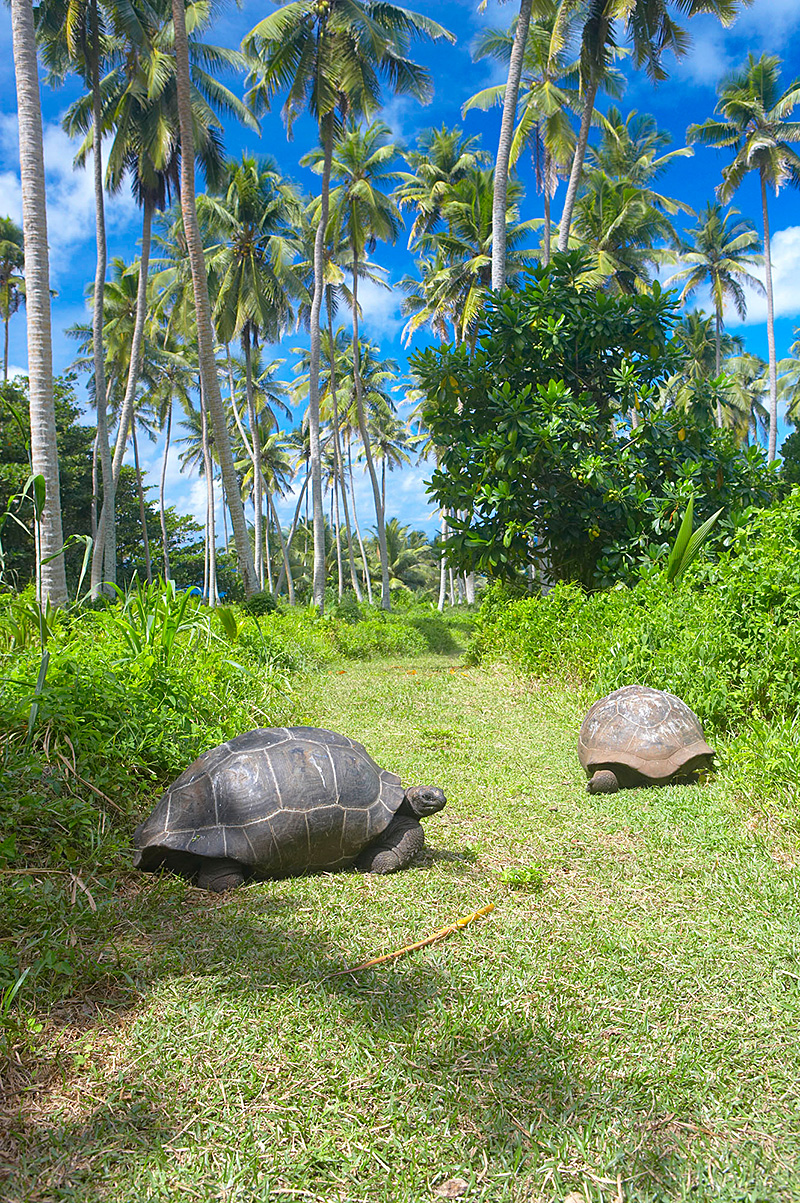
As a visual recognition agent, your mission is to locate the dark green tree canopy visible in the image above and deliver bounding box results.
[413,254,777,587]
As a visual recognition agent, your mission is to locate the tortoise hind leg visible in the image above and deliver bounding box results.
[355,815,425,874]
[196,857,246,892]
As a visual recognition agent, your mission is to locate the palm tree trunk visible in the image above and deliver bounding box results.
[11,0,68,605]
[200,389,217,605]
[172,0,257,596]
[760,170,779,461]
[492,0,533,290]
[348,440,373,605]
[268,491,294,604]
[264,494,273,592]
[543,150,552,266]
[95,194,155,592]
[159,398,172,579]
[351,255,391,609]
[437,510,447,612]
[557,74,600,253]
[131,421,153,585]
[332,465,343,599]
[91,427,98,542]
[714,306,723,428]
[243,325,264,587]
[89,1,112,597]
[276,470,308,600]
[308,114,334,611]
[327,301,362,601]
[3,307,9,382]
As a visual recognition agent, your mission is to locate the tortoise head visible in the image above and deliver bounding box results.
[403,785,447,818]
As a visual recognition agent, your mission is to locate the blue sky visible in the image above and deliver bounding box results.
[1,0,800,539]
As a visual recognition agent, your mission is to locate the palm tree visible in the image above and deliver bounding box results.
[556,0,744,254]
[396,125,489,249]
[171,0,258,595]
[666,202,763,425]
[688,54,800,460]
[778,331,800,426]
[486,0,535,289]
[369,407,413,517]
[243,0,453,613]
[0,217,25,381]
[402,167,538,346]
[36,0,121,598]
[465,7,585,266]
[307,120,403,609]
[203,155,299,587]
[10,0,68,604]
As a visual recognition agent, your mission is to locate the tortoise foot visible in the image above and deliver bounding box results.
[196,858,245,892]
[587,770,619,795]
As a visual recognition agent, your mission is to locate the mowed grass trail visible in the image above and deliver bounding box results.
[5,656,800,1202]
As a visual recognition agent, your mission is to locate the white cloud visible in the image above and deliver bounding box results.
[357,275,404,339]
[729,226,800,327]
[672,22,732,87]
[0,114,138,280]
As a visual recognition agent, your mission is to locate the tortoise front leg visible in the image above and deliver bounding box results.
[355,815,425,875]
[196,857,246,892]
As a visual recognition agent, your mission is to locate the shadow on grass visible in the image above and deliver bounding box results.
[1,868,757,1202]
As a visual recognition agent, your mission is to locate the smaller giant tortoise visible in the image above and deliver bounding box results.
[578,685,714,795]
[133,726,446,891]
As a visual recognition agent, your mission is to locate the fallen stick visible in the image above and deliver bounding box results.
[333,903,496,975]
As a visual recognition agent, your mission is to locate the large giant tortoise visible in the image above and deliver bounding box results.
[578,685,714,794]
[133,726,446,890]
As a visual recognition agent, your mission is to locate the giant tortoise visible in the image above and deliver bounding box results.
[578,685,714,794]
[133,726,446,890]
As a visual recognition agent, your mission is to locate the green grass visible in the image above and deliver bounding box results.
[4,656,800,1201]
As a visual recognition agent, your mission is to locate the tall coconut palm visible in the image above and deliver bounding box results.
[171,0,258,595]
[243,0,453,612]
[485,0,535,289]
[305,120,402,609]
[688,54,800,460]
[36,0,124,598]
[10,0,68,604]
[0,217,25,381]
[556,0,743,254]
[402,167,538,347]
[465,7,586,265]
[396,125,489,250]
[666,202,763,425]
[203,155,299,587]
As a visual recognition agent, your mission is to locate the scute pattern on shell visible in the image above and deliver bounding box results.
[133,727,404,877]
[578,685,714,782]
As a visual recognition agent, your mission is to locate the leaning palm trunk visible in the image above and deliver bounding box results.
[267,492,294,605]
[492,0,533,290]
[94,195,155,591]
[307,116,334,610]
[557,75,600,252]
[11,0,68,605]
[89,4,112,596]
[714,307,723,428]
[159,399,172,578]
[437,510,447,612]
[200,390,217,605]
[243,326,264,586]
[327,303,362,601]
[264,497,273,592]
[172,0,257,596]
[347,441,374,605]
[760,170,779,461]
[351,257,390,609]
[275,469,308,600]
[131,422,153,584]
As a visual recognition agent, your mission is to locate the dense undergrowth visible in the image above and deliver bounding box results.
[0,590,472,1002]
[470,488,800,813]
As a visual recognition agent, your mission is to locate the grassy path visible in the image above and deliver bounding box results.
[5,655,800,1202]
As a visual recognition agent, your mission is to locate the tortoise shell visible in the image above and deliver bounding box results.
[133,726,404,878]
[578,685,714,786]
